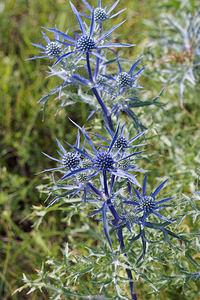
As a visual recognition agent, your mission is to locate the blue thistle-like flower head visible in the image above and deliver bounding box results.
[94,7,108,21]
[140,195,156,214]
[116,72,132,87]
[99,123,146,153]
[114,136,128,149]
[80,0,126,23]
[76,35,96,52]
[94,151,114,170]
[40,131,81,174]
[106,57,146,92]
[27,30,66,62]
[45,41,62,57]
[62,152,80,169]
[123,173,175,225]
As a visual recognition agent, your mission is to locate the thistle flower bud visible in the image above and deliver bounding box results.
[62,152,80,169]
[140,196,156,213]
[94,151,114,170]
[115,136,128,149]
[96,74,107,85]
[116,72,132,87]
[76,173,88,183]
[45,42,62,57]
[94,8,108,22]
[126,211,138,224]
[117,159,131,169]
[76,35,96,52]
[81,159,94,169]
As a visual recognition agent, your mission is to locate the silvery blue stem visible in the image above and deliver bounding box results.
[103,170,109,197]
[91,87,115,132]
[106,198,137,300]
[94,23,103,78]
[85,52,114,132]
[106,198,120,222]
[86,52,93,82]
[118,228,137,300]
[94,49,102,79]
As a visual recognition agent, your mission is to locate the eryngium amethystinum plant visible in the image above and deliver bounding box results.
[25,1,198,299]
[146,10,200,107]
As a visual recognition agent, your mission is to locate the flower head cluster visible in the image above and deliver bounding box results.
[40,2,132,66]
[94,151,114,170]
[62,152,80,169]
[27,0,164,134]
[92,123,146,171]
[41,121,147,202]
[115,136,128,149]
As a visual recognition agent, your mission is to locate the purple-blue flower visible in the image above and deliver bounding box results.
[123,173,175,225]
[27,30,67,61]
[40,131,82,175]
[94,122,147,151]
[102,57,146,93]
[80,0,126,23]
[40,121,146,201]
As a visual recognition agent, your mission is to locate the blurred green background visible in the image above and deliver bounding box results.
[0,0,199,299]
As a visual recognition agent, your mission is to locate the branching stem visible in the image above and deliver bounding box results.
[91,87,115,132]
[86,52,93,82]
[86,51,114,132]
